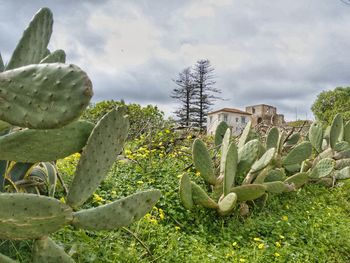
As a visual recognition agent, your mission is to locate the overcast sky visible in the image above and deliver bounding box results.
[1,0,350,121]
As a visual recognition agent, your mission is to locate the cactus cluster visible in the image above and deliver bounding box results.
[305,113,350,186]
[0,8,161,262]
[180,114,350,216]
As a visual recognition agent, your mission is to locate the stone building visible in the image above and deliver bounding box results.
[207,108,252,136]
[245,104,285,126]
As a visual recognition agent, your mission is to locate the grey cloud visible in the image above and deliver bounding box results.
[92,57,179,104]
[1,0,350,121]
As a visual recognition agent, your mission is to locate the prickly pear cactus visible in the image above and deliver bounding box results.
[0,8,161,262]
[178,114,349,217]
[179,122,295,216]
[304,114,350,186]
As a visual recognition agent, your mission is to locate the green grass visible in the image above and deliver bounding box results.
[2,156,350,262]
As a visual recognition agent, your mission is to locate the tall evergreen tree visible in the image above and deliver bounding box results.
[192,59,220,131]
[171,67,196,126]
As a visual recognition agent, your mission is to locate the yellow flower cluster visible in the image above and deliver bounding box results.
[92,193,105,205]
[64,152,81,161]
[143,206,165,224]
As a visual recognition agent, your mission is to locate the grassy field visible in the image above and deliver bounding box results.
[2,153,350,263]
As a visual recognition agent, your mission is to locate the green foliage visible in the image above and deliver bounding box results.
[8,144,349,263]
[311,87,350,124]
[82,100,167,140]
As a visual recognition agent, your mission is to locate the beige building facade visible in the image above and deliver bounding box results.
[207,108,252,136]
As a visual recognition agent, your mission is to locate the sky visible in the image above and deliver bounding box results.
[1,0,350,121]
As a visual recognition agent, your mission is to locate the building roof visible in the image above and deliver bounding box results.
[208,108,252,115]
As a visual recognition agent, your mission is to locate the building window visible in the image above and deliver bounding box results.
[236,117,239,122]
[223,114,228,122]
[241,116,246,123]
[209,116,212,123]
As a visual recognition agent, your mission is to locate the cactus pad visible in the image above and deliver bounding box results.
[0,120,11,131]
[250,147,275,173]
[192,138,216,185]
[334,167,350,180]
[334,150,350,160]
[266,127,279,150]
[237,139,260,175]
[0,63,93,129]
[220,129,231,177]
[282,142,312,166]
[67,109,129,208]
[335,158,350,170]
[238,121,252,149]
[334,141,350,152]
[6,8,53,70]
[285,133,300,146]
[230,184,267,202]
[0,121,93,162]
[7,162,34,182]
[40,49,66,63]
[214,121,229,146]
[223,141,238,195]
[330,114,343,149]
[72,190,161,230]
[344,121,350,143]
[179,173,193,210]
[33,237,74,263]
[0,193,73,240]
[0,253,17,263]
[264,169,287,182]
[191,182,218,209]
[309,158,335,178]
[284,172,308,189]
[309,122,323,153]
[0,53,4,72]
[263,181,294,193]
[218,193,237,216]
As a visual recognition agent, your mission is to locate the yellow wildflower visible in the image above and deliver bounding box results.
[274,252,280,257]
[149,218,158,224]
[60,197,66,203]
[93,193,104,203]
[165,129,170,134]
[137,180,144,184]
[282,215,288,221]
[258,243,265,249]
[239,259,246,262]
[232,241,237,247]
[175,226,181,231]
[253,237,262,242]
[275,241,281,248]
[279,235,285,239]
[195,171,201,177]
[159,208,165,220]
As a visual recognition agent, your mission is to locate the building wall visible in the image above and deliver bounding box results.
[245,104,283,126]
[207,112,251,136]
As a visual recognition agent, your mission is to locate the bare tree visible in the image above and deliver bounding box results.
[171,67,196,126]
[192,59,221,131]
